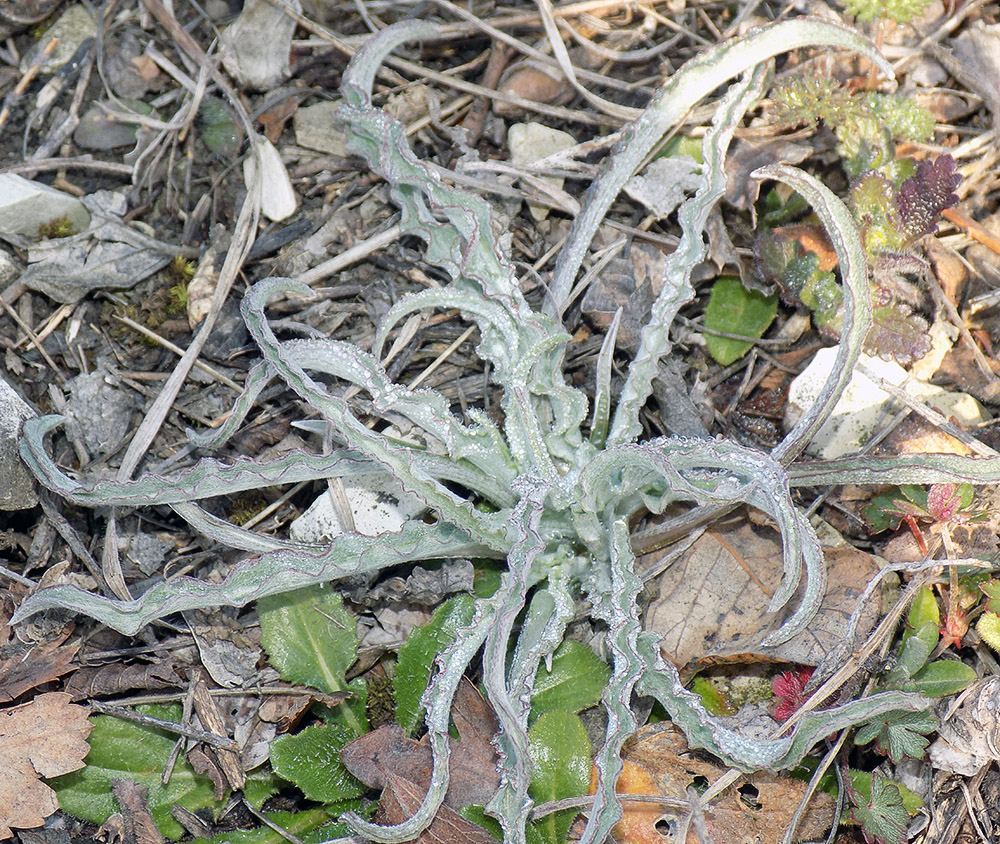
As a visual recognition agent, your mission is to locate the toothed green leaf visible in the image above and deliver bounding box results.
[849,775,910,844]
[270,724,367,802]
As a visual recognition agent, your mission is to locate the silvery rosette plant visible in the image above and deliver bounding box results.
[16,17,994,844]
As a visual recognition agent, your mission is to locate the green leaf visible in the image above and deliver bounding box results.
[849,775,910,844]
[243,770,282,810]
[191,801,374,844]
[259,584,358,692]
[847,770,923,815]
[258,584,367,734]
[814,767,922,816]
[461,806,548,844]
[474,560,504,598]
[530,641,611,719]
[862,490,908,533]
[51,705,217,840]
[702,275,777,365]
[460,805,503,840]
[981,581,1000,615]
[270,723,367,802]
[904,587,940,641]
[910,659,977,697]
[854,708,938,763]
[197,96,243,159]
[528,711,592,844]
[394,594,476,734]
[690,676,735,716]
[191,809,331,844]
[657,135,703,164]
[884,620,938,686]
[898,484,928,508]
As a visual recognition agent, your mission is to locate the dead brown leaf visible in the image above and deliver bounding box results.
[186,674,244,798]
[588,759,662,844]
[0,598,79,703]
[0,640,78,704]
[376,772,497,844]
[724,137,812,212]
[878,414,978,458]
[494,62,571,116]
[110,779,163,844]
[772,224,839,271]
[257,98,299,145]
[0,692,93,837]
[580,243,668,353]
[929,246,969,306]
[63,658,183,701]
[612,724,835,843]
[257,692,319,732]
[130,53,161,82]
[340,677,500,842]
[940,24,1000,137]
[930,677,1000,776]
[643,519,880,673]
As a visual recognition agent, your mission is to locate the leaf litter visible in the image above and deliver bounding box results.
[0,0,1000,842]
[0,692,92,838]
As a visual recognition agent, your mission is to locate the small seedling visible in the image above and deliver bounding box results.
[759,76,956,364]
[863,482,982,552]
[165,256,195,314]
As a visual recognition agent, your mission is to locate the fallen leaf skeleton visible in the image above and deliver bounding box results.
[14,17,998,844]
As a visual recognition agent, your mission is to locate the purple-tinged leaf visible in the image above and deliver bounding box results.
[897,154,960,241]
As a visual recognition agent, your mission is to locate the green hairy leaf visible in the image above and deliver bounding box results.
[52,705,217,840]
[394,594,476,734]
[854,709,939,763]
[258,586,358,694]
[528,711,592,844]
[190,808,361,844]
[530,641,611,719]
[910,660,977,697]
[270,724,367,802]
[13,15,955,844]
[258,585,369,735]
[847,770,923,816]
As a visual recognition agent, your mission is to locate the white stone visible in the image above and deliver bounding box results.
[624,156,702,219]
[0,249,22,287]
[0,174,90,239]
[21,5,96,74]
[220,0,298,89]
[290,476,426,542]
[785,348,989,459]
[908,318,957,382]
